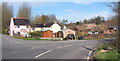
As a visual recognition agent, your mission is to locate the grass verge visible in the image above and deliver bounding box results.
[84,37,113,40]
[95,43,119,61]
[14,36,63,41]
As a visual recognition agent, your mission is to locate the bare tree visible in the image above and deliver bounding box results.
[31,15,41,24]
[2,3,13,29]
[48,14,57,23]
[107,2,120,49]
[31,14,59,24]
[17,3,31,19]
[0,4,2,33]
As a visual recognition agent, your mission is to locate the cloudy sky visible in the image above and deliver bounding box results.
[9,2,115,23]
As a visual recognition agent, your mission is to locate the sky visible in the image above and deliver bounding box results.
[9,2,114,23]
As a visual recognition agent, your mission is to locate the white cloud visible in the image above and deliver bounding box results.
[29,2,57,7]
[73,1,92,5]
[93,11,111,18]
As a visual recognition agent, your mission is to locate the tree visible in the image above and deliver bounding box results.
[107,2,120,49]
[40,14,47,24]
[61,19,68,25]
[76,20,83,25]
[83,19,88,24]
[94,16,105,24]
[76,21,80,25]
[48,14,57,23]
[31,14,59,24]
[0,4,2,33]
[2,3,13,29]
[31,15,41,24]
[29,31,42,39]
[17,3,31,19]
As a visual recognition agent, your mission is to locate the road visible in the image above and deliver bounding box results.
[2,34,108,59]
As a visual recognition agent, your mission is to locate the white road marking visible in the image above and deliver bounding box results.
[87,51,92,61]
[10,40,23,44]
[63,45,72,47]
[57,45,72,49]
[87,47,97,61]
[77,43,83,45]
[35,49,52,58]
[57,46,63,49]
[15,41,23,44]
[32,47,35,49]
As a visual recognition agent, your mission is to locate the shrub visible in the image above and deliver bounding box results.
[63,38,67,40]
[2,28,8,34]
[84,33,89,37]
[29,31,42,39]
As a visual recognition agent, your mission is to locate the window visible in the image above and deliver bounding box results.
[110,30,112,32]
[32,28,35,30]
[16,25,20,28]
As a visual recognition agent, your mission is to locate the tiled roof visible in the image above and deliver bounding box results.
[13,18,30,25]
[32,23,54,27]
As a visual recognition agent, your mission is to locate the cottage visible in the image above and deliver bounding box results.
[84,23,97,31]
[60,26,76,38]
[104,26,118,34]
[62,29,76,38]
[10,18,31,37]
[31,21,62,38]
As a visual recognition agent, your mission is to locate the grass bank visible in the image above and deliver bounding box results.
[84,37,113,40]
[94,43,119,61]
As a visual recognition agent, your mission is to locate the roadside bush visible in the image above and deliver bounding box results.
[29,31,42,39]
[2,28,8,34]
[63,37,67,40]
[84,33,89,37]
[99,44,109,50]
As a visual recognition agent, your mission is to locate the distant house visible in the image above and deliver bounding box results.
[104,26,118,34]
[84,23,97,31]
[59,26,76,38]
[10,18,31,37]
[61,29,76,38]
[31,21,62,38]
[69,23,97,36]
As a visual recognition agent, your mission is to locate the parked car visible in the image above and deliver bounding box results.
[78,36,84,40]
[67,34,75,40]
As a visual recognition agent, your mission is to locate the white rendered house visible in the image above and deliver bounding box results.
[31,21,61,33]
[10,18,31,37]
[30,21,62,38]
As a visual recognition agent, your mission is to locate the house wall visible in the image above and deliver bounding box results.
[104,29,117,34]
[10,18,14,36]
[13,25,30,34]
[51,23,61,33]
[35,27,41,31]
[42,27,51,31]
[31,23,61,33]
[62,29,76,38]
[10,18,31,37]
